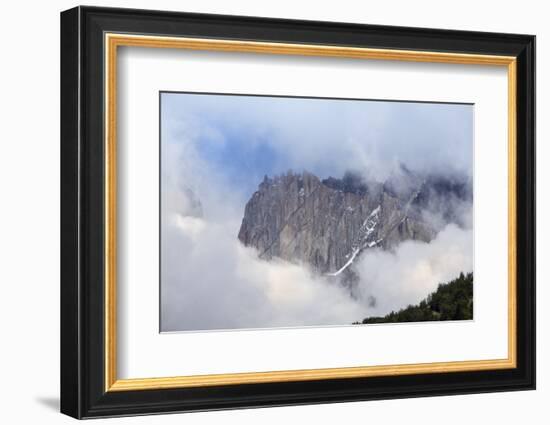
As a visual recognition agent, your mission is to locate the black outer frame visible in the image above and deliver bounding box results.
[60,5,536,419]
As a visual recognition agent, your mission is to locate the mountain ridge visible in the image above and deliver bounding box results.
[237,167,470,287]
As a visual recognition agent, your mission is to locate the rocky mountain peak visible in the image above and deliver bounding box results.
[237,169,455,289]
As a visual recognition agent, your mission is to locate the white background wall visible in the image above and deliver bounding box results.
[0,0,544,423]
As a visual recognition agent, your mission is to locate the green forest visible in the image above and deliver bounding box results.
[358,272,473,324]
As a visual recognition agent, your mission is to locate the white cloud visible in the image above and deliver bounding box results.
[161,184,473,331]
[161,211,366,331]
[353,224,473,317]
[159,93,474,331]
[162,93,473,183]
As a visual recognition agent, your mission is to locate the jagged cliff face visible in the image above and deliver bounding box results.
[237,167,463,279]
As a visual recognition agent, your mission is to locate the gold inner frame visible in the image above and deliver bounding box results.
[104,33,517,392]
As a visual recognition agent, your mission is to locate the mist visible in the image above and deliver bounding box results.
[160,92,473,332]
[161,93,473,198]
[161,213,366,331]
[161,208,472,331]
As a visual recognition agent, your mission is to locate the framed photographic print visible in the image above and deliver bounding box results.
[60,6,536,419]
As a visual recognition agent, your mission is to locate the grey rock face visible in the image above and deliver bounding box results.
[164,186,203,218]
[182,187,204,218]
[237,169,444,277]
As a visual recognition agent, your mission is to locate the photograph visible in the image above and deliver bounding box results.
[160,92,474,332]
[58,4,536,419]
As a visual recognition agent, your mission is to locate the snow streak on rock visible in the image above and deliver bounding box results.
[327,205,382,276]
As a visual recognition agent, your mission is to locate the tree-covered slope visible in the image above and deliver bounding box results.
[359,272,473,324]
